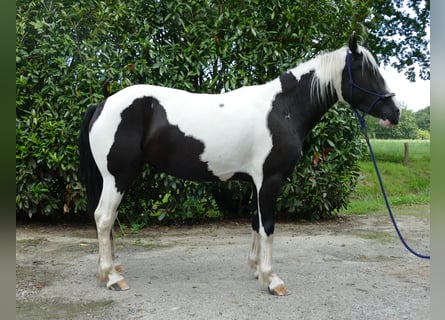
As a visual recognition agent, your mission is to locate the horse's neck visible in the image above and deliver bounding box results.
[273,71,338,139]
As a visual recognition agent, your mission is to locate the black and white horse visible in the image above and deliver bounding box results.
[79,33,400,295]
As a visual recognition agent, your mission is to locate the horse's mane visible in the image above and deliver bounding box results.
[289,45,379,104]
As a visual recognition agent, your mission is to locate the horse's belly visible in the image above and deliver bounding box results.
[200,141,255,181]
[145,124,260,182]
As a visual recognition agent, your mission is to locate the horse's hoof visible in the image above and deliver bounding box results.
[108,279,130,291]
[268,284,289,296]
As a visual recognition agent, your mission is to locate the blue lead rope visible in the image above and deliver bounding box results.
[354,110,430,260]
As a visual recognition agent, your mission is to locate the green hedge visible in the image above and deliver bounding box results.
[17,0,365,222]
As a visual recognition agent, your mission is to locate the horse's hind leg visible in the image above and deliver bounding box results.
[248,189,261,278]
[110,230,125,274]
[95,178,128,290]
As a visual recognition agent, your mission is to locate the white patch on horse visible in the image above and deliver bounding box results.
[153,82,283,181]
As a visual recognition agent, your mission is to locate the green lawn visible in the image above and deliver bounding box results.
[340,139,430,215]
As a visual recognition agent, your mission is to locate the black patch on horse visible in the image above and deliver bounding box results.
[262,72,305,181]
[107,96,217,193]
[279,72,298,93]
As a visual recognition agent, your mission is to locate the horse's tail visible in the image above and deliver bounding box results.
[79,104,103,219]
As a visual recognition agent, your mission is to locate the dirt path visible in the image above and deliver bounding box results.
[16,207,430,319]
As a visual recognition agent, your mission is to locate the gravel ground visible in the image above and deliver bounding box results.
[16,207,430,320]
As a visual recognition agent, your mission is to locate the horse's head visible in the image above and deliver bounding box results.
[342,32,401,126]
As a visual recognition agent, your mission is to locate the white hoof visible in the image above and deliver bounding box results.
[106,273,129,291]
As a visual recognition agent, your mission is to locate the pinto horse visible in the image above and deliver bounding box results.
[79,32,400,295]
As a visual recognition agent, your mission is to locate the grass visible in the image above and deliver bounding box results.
[340,139,430,215]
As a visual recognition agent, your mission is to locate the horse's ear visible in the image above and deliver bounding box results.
[349,31,358,53]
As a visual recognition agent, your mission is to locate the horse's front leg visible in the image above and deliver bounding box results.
[248,228,260,279]
[258,233,287,295]
[249,175,288,296]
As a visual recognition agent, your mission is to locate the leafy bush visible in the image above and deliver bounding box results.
[17,0,379,222]
[118,168,222,225]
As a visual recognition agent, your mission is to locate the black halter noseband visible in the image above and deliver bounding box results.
[346,50,395,115]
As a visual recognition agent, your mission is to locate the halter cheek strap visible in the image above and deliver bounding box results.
[346,50,395,115]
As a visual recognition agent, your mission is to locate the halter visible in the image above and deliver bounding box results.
[346,50,395,118]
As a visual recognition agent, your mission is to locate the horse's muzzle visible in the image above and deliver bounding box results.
[380,107,401,126]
